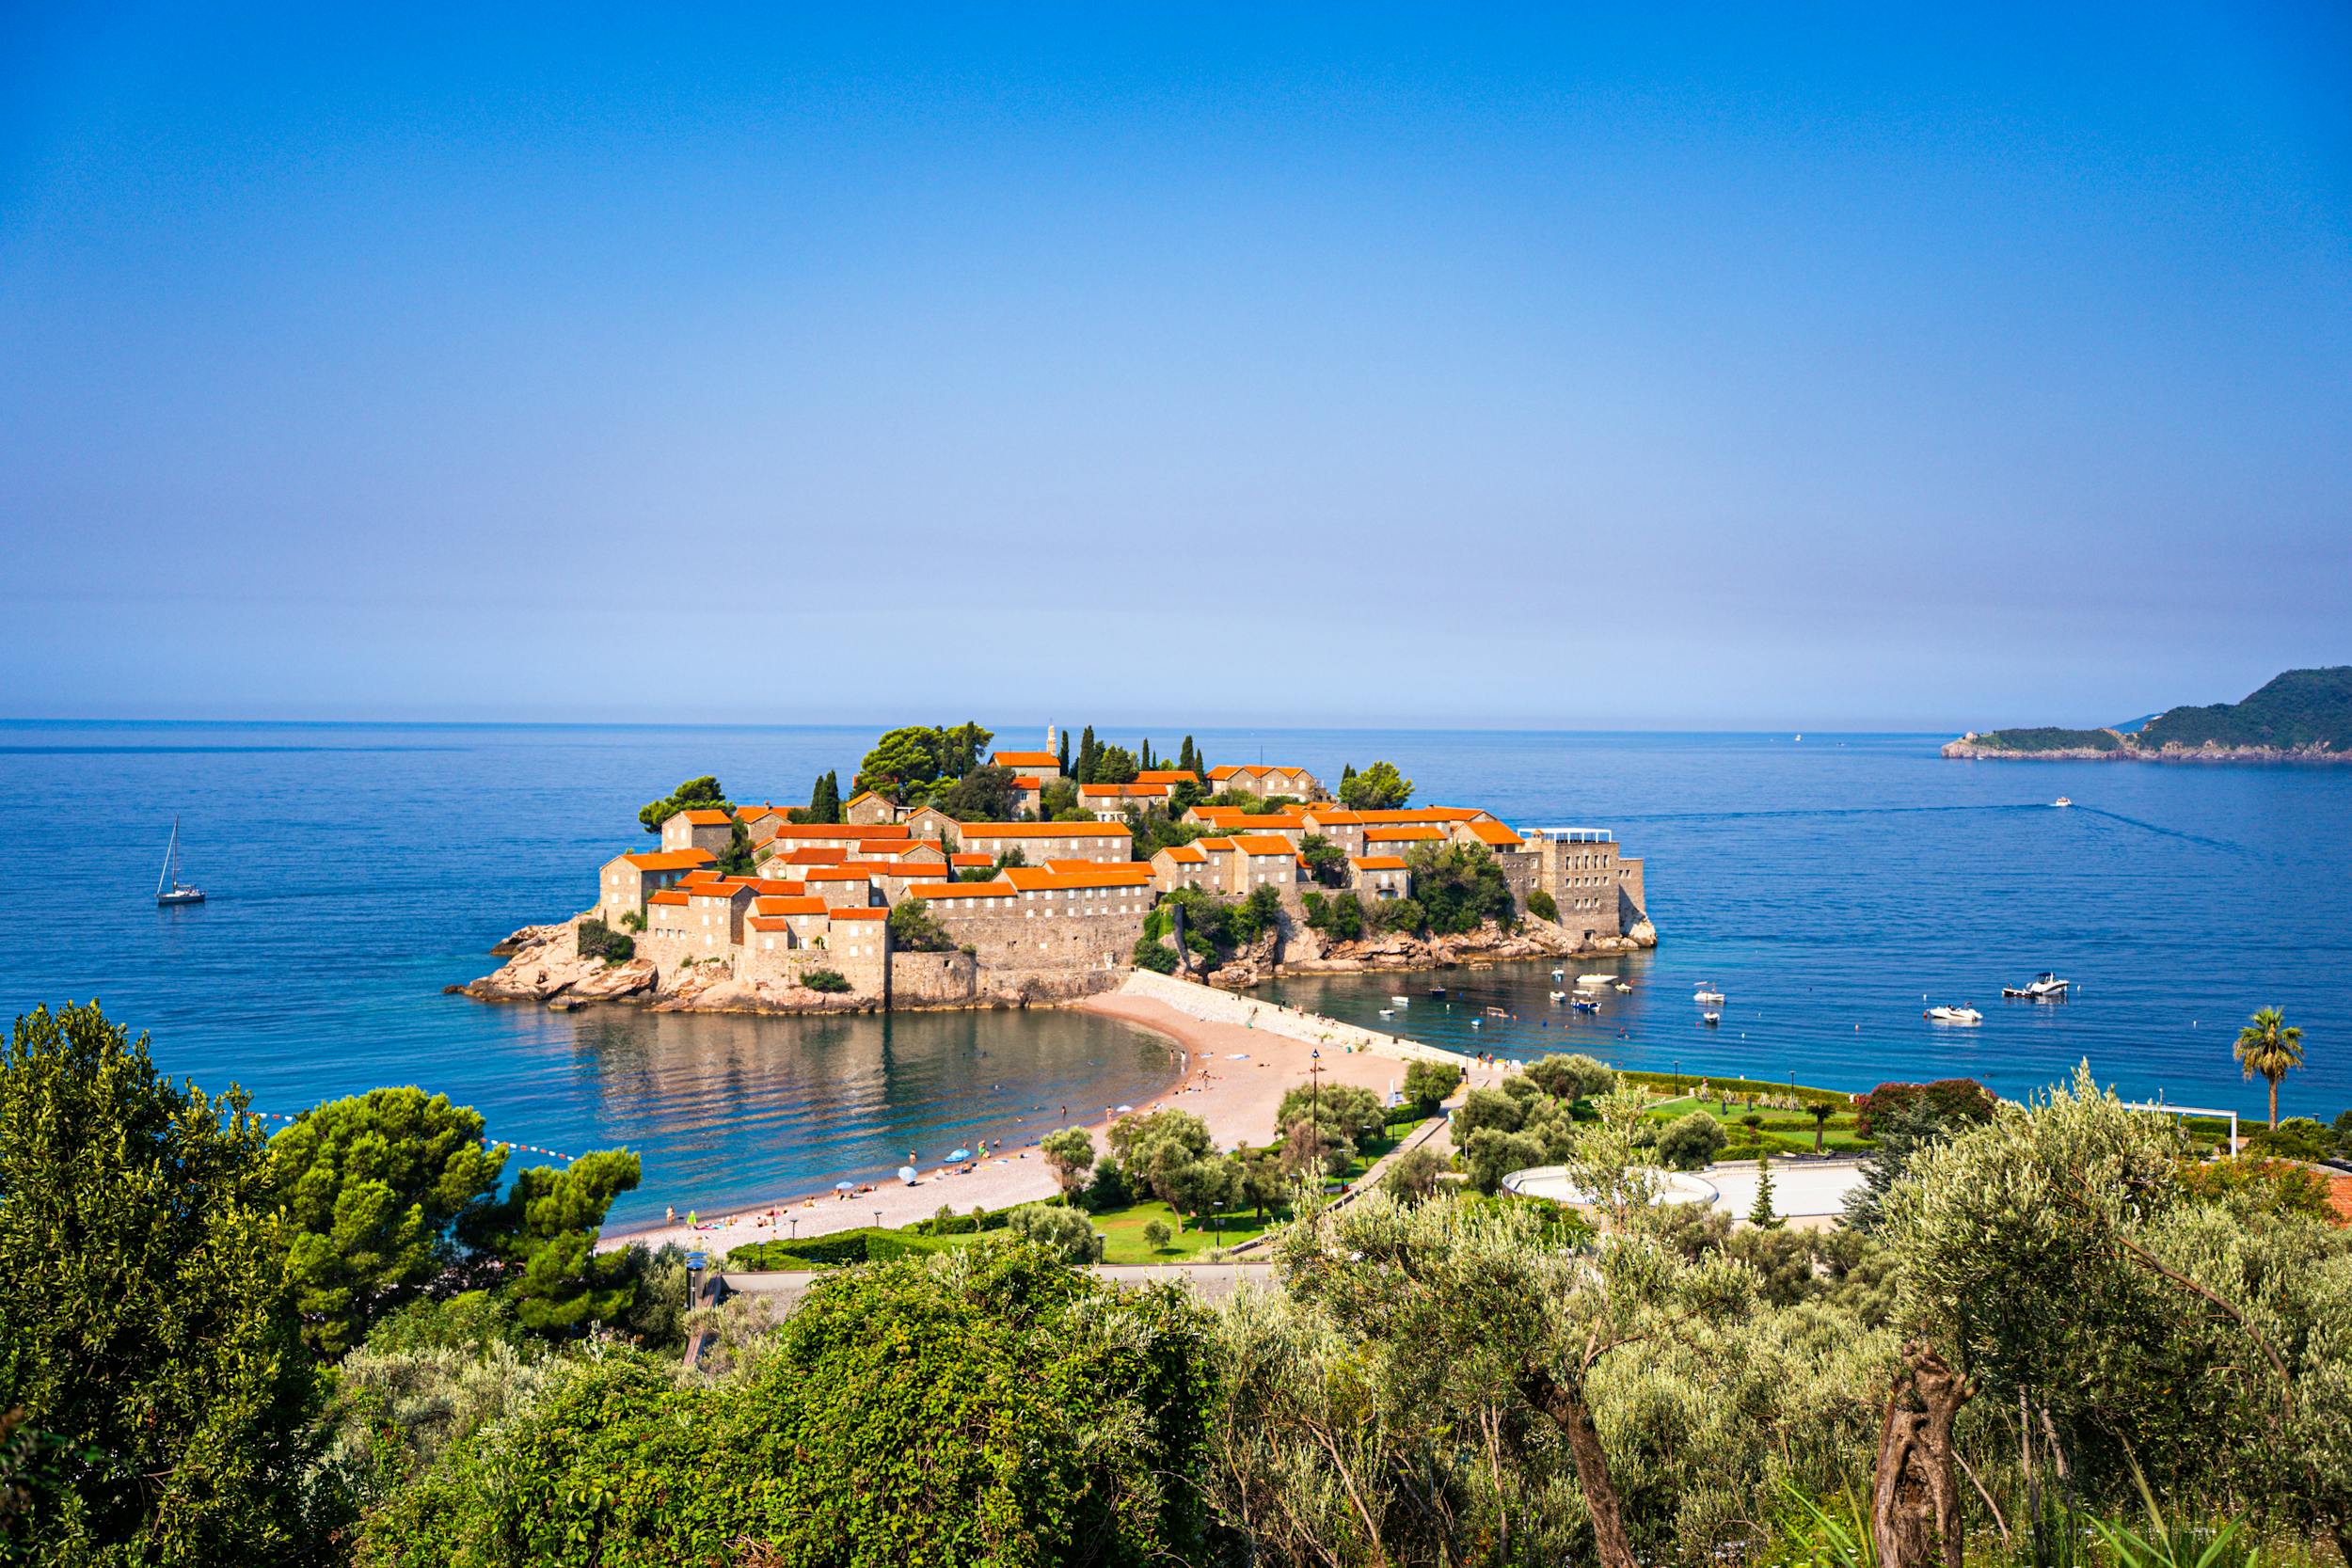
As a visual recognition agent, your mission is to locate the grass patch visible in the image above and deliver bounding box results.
[1093,1199,1276,1265]
[1640,1092,1874,1155]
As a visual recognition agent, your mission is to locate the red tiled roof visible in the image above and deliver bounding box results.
[949,852,993,867]
[1155,844,1209,863]
[1136,769,1200,784]
[679,869,723,886]
[1079,783,1170,799]
[803,865,885,881]
[759,824,914,842]
[617,848,717,871]
[1300,809,1364,825]
[754,895,828,916]
[908,879,1017,900]
[688,881,755,900]
[1232,834,1295,856]
[770,846,851,865]
[647,889,689,907]
[1012,775,1041,789]
[1005,864,1157,892]
[1196,837,1238,851]
[1459,820,1525,847]
[1365,826,1444,843]
[991,751,1059,767]
[1351,855,1408,870]
[830,906,886,921]
[676,808,735,826]
[1354,808,1485,824]
[957,821,1131,839]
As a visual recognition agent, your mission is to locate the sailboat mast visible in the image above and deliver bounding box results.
[159,818,178,897]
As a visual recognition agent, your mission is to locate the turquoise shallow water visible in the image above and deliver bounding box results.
[3,722,2345,1221]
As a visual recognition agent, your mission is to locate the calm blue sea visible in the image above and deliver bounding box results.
[3,723,2345,1221]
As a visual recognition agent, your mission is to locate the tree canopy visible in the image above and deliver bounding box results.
[1338,759,1413,810]
[635,774,728,834]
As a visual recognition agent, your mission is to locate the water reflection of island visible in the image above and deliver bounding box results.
[514,1006,1179,1224]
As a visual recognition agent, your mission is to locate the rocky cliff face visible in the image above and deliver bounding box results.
[1197,915,1650,990]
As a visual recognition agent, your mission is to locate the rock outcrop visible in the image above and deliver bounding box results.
[1197,916,1650,990]
[465,920,657,1005]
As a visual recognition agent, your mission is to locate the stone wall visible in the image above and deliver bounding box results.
[926,903,1143,977]
[1617,857,1647,928]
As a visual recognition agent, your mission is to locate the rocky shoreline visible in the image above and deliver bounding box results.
[457,911,1659,1017]
[1942,736,2348,764]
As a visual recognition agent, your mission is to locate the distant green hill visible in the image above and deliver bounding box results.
[1950,667,2352,759]
[2137,666,2352,751]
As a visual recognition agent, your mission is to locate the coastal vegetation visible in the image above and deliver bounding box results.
[1336,758,1413,809]
[1952,665,2352,758]
[632,772,729,832]
[9,999,2347,1566]
[2235,1006,2307,1128]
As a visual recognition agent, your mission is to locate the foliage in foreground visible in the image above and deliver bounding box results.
[360,1244,1216,1567]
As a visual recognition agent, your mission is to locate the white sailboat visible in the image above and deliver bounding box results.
[156,818,205,907]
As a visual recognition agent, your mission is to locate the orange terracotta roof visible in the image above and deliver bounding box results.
[1351,855,1408,870]
[688,881,755,900]
[770,846,851,865]
[647,889,690,907]
[1232,834,1295,856]
[1365,825,1444,843]
[1079,783,1169,799]
[1460,820,1525,847]
[754,895,828,916]
[1212,815,1300,831]
[804,865,886,882]
[829,906,886,921]
[845,790,888,805]
[679,869,723,886]
[1300,809,1364,825]
[867,863,950,880]
[759,824,914,842]
[618,848,717,871]
[1189,806,1248,822]
[957,821,1132,839]
[1011,775,1041,789]
[676,808,735,826]
[1155,844,1209,863]
[1196,837,1238,851]
[949,852,993,867]
[1209,763,1308,782]
[991,751,1059,768]
[907,879,1017,900]
[1005,864,1156,892]
[1354,808,1485,824]
[1136,769,1200,784]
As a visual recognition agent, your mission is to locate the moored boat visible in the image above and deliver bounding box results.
[155,818,204,907]
[2000,973,2072,1001]
[1924,1005,1983,1025]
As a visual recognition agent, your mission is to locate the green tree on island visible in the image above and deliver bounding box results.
[2233,1006,2305,1129]
[1041,1127,1095,1196]
[1339,758,1413,810]
[636,774,729,833]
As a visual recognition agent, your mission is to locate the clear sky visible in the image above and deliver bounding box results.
[4,6,2347,729]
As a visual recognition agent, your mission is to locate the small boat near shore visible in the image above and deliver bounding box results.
[1693,986,1724,1005]
[2053,797,2073,808]
[1572,997,1599,1013]
[1701,1011,1721,1026]
[1924,1005,1983,1025]
[2001,973,2072,1001]
[156,818,204,907]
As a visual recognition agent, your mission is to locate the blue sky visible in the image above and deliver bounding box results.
[3,5,2347,729]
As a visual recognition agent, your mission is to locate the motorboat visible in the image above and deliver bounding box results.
[2053,797,2073,808]
[1701,1011,1721,1026]
[1377,1008,1394,1019]
[1571,997,1599,1013]
[1390,995,1410,1006]
[1613,982,1632,994]
[155,817,204,907]
[1550,968,1565,980]
[1549,990,1567,1003]
[1693,987,1724,1006]
[2001,973,2072,1001]
[1924,1005,1983,1025]
[1484,1006,1511,1019]
[1577,973,1614,988]
[1469,1018,1482,1030]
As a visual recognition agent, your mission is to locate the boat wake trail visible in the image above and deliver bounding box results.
[2068,806,2244,855]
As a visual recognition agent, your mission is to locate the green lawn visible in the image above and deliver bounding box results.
[1639,1092,1874,1155]
[1092,1198,1277,1264]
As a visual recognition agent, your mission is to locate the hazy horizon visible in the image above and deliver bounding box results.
[6,8,2347,729]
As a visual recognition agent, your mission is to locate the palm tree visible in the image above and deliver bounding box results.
[1808,1101,1835,1154]
[2233,1007,2305,1130]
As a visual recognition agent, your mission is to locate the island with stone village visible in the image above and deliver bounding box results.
[464,722,1656,1015]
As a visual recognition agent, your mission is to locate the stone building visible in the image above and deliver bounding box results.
[956,820,1132,866]
[660,808,738,856]
[1208,763,1326,800]
[1183,807,1310,842]
[596,847,714,924]
[1077,782,1169,820]
[1009,775,1044,817]
[989,749,1061,782]
[1349,853,1410,901]
[1150,841,1211,892]
[1522,828,1642,942]
[901,805,959,841]
[908,863,1152,978]
[843,790,901,825]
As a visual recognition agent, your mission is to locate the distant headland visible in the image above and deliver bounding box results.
[465,723,1658,1016]
[1944,666,2352,764]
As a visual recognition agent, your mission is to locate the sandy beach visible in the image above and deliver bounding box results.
[604,990,1496,1259]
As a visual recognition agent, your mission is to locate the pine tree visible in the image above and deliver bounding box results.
[1748,1148,1779,1228]
[1341,762,1357,789]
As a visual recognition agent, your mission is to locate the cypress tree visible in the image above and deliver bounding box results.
[1057,727,1071,776]
[1140,738,1153,772]
[1077,725,1099,785]
[813,770,841,824]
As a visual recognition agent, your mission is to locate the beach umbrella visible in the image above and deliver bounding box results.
[946,1148,972,1162]
[834,1180,856,1192]
[1115,1104,1134,1114]
[898,1165,918,1184]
